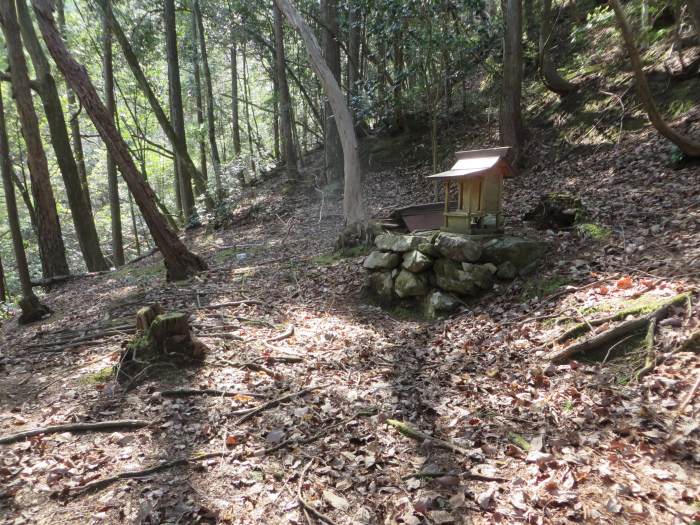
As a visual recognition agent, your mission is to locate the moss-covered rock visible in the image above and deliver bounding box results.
[394,270,429,298]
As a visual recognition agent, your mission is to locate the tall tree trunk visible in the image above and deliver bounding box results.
[193,0,224,200]
[0,83,50,322]
[32,0,207,281]
[499,0,525,164]
[273,4,299,179]
[609,0,700,157]
[538,0,578,96]
[272,70,281,161]
[273,0,365,224]
[347,3,360,110]
[102,0,125,267]
[241,42,256,175]
[164,0,195,221]
[321,0,343,183]
[0,0,69,279]
[16,0,109,272]
[190,4,207,183]
[392,24,407,132]
[230,34,242,157]
[99,0,211,206]
[56,0,92,215]
[0,252,5,303]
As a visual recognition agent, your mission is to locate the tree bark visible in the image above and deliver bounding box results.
[0,0,69,279]
[499,0,525,164]
[16,0,109,272]
[56,0,92,216]
[193,0,224,200]
[321,0,343,183]
[273,4,299,179]
[688,1,700,38]
[0,83,50,322]
[230,34,242,157]
[32,0,207,281]
[99,0,211,206]
[609,0,700,157]
[189,3,207,183]
[347,3,360,111]
[538,0,578,96]
[273,0,365,224]
[164,0,195,221]
[102,0,125,267]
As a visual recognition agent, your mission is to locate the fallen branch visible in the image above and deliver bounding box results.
[675,371,700,416]
[159,388,266,399]
[386,419,476,457]
[635,316,658,380]
[545,294,690,363]
[266,324,295,343]
[64,451,224,496]
[196,300,265,311]
[402,470,507,483]
[297,459,340,525]
[233,384,325,425]
[0,419,149,445]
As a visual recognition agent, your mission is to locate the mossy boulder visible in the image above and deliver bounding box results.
[425,291,460,318]
[402,250,433,273]
[480,237,548,273]
[434,233,482,262]
[461,263,495,290]
[394,270,429,298]
[433,258,478,296]
[375,234,422,252]
[363,250,401,270]
[368,271,394,302]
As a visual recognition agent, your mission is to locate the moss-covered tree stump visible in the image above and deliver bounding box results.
[118,304,207,382]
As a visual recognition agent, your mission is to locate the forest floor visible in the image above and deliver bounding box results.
[1,101,700,524]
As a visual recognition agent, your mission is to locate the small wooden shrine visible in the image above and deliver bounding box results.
[427,147,513,234]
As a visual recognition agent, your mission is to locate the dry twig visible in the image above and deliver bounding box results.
[0,420,149,445]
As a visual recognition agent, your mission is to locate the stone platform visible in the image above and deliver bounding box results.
[364,231,549,317]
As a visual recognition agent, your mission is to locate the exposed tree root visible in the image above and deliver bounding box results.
[0,420,149,445]
[386,419,477,457]
[233,384,326,425]
[297,458,340,525]
[159,388,266,399]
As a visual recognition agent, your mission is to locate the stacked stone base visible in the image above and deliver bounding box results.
[364,231,548,317]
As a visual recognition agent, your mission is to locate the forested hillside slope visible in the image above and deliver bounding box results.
[0,0,699,523]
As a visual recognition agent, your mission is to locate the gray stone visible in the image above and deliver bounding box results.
[417,242,440,258]
[375,234,422,253]
[363,250,400,270]
[434,233,482,262]
[482,262,498,274]
[433,258,478,296]
[496,261,517,280]
[461,263,495,290]
[394,270,429,298]
[480,237,548,270]
[402,250,433,273]
[368,271,394,301]
[426,290,460,317]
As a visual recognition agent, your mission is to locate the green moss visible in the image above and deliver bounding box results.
[80,366,114,385]
[577,222,612,241]
[311,245,371,267]
[522,276,571,299]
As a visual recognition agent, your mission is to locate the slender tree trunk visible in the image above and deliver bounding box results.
[0,0,69,279]
[273,4,299,179]
[190,5,207,183]
[688,1,700,37]
[272,70,281,161]
[11,148,38,236]
[0,83,50,322]
[539,0,578,96]
[241,42,256,175]
[32,0,207,281]
[99,0,211,206]
[273,0,365,224]
[499,0,525,164]
[17,0,108,272]
[230,34,241,157]
[56,0,92,215]
[321,0,343,183]
[164,0,195,221]
[347,3,360,110]
[392,24,407,132]
[193,0,224,200]
[129,191,141,257]
[0,253,5,303]
[102,0,125,267]
[609,0,700,157]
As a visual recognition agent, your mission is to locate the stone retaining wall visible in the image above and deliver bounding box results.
[364,231,548,317]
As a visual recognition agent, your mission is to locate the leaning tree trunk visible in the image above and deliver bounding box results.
[321,0,343,183]
[164,0,195,220]
[0,0,69,279]
[102,0,125,267]
[273,0,366,225]
[539,0,578,96]
[609,0,700,157]
[499,0,525,165]
[16,0,109,272]
[0,84,50,323]
[193,0,224,200]
[32,0,207,281]
[56,0,92,215]
[273,4,299,179]
[98,0,211,206]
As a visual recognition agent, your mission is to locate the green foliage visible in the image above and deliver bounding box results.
[576,222,612,241]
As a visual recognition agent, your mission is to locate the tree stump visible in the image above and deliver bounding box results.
[118,304,207,382]
[523,192,587,229]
